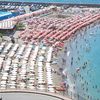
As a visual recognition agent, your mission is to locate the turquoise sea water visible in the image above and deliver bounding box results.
[1,0,100,4]
[0,11,19,20]
[65,23,100,100]
[0,11,10,15]
[0,11,12,20]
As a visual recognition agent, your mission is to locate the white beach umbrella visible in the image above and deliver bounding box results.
[0,85,6,89]
[10,77,16,81]
[29,79,34,82]
[10,81,16,84]
[12,71,17,73]
[48,87,54,92]
[38,68,43,72]
[10,75,17,78]
[48,79,53,84]
[28,86,35,89]
[11,73,17,76]
[42,46,46,50]
[40,50,45,54]
[0,81,6,84]
[38,74,43,77]
[12,44,19,51]
[3,72,8,76]
[2,73,8,76]
[6,61,11,66]
[10,86,16,89]
[38,62,43,66]
[47,77,52,81]
[38,75,43,78]
[9,51,15,57]
[8,83,16,86]
[38,77,43,81]
[38,80,44,84]
[2,76,7,80]
[38,71,43,74]
[5,65,10,69]
[47,72,52,75]
[46,68,51,72]
[38,56,44,62]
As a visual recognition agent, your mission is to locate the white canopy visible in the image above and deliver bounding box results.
[0,20,17,29]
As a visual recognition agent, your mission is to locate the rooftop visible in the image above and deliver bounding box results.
[0,20,17,29]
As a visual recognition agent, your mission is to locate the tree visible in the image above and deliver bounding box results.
[15,22,25,30]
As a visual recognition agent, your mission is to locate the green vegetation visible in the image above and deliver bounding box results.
[0,32,3,37]
[56,14,68,18]
[0,30,5,37]
[15,22,26,30]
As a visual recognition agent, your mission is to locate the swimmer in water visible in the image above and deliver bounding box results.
[76,67,81,73]
[82,65,86,69]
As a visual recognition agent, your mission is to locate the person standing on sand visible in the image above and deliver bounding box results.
[11,36,15,43]
[0,96,2,100]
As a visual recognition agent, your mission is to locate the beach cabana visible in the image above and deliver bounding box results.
[0,20,17,30]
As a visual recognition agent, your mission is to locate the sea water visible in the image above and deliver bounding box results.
[0,11,12,20]
[1,0,100,4]
[0,11,19,20]
[64,22,100,100]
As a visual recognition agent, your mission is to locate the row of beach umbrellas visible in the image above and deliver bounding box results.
[19,12,97,48]
[0,42,55,92]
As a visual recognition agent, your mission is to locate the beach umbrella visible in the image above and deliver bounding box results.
[38,74,43,78]
[38,77,44,80]
[0,84,6,88]
[46,68,51,71]
[48,85,54,88]
[2,76,7,80]
[27,86,35,89]
[38,84,45,90]
[38,62,43,66]
[3,72,8,76]
[10,81,16,84]
[47,75,52,79]
[8,83,16,86]
[38,80,44,84]
[47,79,52,83]
[10,86,16,89]
[0,81,6,84]
[47,71,52,75]
[48,87,55,92]
[10,77,16,80]
[28,79,34,83]
[38,69,43,72]
[11,73,17,76]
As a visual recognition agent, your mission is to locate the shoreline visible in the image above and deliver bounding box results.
[61,22,100,99]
